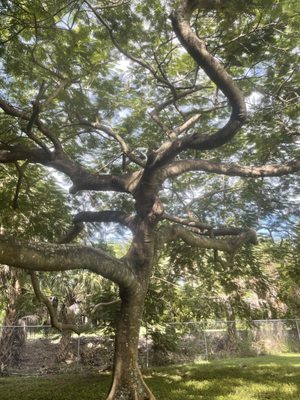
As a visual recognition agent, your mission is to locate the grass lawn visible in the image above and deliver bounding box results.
[0,354,299,399]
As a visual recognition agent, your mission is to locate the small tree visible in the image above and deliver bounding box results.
[0,165,70,373]
[0,0,299,398]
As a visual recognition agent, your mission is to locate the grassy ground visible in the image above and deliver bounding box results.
[0,354,299,399]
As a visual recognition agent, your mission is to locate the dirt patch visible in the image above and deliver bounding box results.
[10,336,114,375]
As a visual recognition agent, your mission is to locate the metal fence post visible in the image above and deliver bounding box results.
[295,319,300,344]
[204,330,208,360]
[77,335,81,364]
[145,323,149,369]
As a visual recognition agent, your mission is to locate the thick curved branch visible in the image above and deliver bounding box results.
[162,213,247,237]
[73,210,135,232]
[142,0,246,170]
[29,209,126,334]
[0,141,140,195]
[159,224,257,253]
[0,234,137,292]
[164,158,300,179]
[170,0,246,151]
[23,81,52,155]
[51,156,140,194]
[30,271,88,334]
[56,222,84,244]
[210,227,248,237]
[0,143,49,164]
[0,97,142,194]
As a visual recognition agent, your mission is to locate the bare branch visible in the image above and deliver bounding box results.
[136,0,247,171]
[84,0,173,89]
[30,271,88,334]
[73,210,135,232]
[92,299,120,314]
[56,222,84,244]
[162,213,248,238]
[162,212,211,231]
[0,143,50,164]
[171,0,246,126]
[26,81,46,134]
[148,85,207,131]
[0,100,142,194]
[79,119,146,167]
[187,182,243,209]
[28,206,128,333]
[164,158,300,179]
[12,161,29,209]
[0,96,62,151]
[159,224,257,253]
[0,234,137,291]
[0,97,144,194]
[0,141,141,194]
[0,140,137,193]
[42,79,73,109]
[22,82,52,155]
[210,227,248,237]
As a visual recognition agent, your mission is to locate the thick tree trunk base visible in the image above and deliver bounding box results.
[106,287,156,400]
[106,365,156,400]
[56,330,72,362]
[0,324,25,375]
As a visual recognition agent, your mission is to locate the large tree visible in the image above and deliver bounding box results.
[0,0,299,398]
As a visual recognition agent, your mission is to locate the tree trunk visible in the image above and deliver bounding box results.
[225,303,238,352]
[0,270,25,375]
[56,330,72,363]
[106,289,155,400]
[0,315,26,374]
[56,304,72,363]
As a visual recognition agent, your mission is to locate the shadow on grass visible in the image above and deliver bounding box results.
[146,355,300,400]
[0,373,111,400]
[0,355,299,400]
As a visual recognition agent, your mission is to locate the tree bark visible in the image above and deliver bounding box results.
[225,302,238,352]
[0,270,26,375]
[56,330,72,363]
[106,289,155,400]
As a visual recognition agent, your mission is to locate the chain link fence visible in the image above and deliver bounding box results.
[140,319,300,367]
[1,319,299,374]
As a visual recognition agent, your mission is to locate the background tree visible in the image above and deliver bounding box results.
[0,0,299,399]
[0,164,71,372]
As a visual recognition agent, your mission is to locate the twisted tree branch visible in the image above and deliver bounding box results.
[0,234,137,291]
[30,271,88,334]
[164,158,300,179]
[73,210,135,232]
[159,224,257,253]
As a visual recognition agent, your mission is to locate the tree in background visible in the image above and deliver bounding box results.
[0,165,70,372]
[263,228,300,318]
[0,0,299,398]
[148,240,286,353]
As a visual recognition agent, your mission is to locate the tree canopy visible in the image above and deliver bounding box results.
[0,0,299,399]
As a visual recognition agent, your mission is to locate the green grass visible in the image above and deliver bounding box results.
[0,354,299,399]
